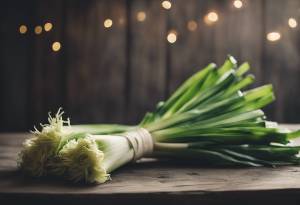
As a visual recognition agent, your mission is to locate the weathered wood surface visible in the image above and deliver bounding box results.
[30,0,65,126]
[168,0,216,94]
[1,124,300,205]
[64,0,127,124]
[0,1,32,131]
[263,0,300,122]
[127,0,167,124]
[0,0,300,131]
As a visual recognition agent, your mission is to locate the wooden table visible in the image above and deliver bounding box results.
[1,125,300,205]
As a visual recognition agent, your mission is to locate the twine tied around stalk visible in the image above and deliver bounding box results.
[122,128,154,161]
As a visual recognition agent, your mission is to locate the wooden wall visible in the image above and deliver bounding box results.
[0,0,300,131]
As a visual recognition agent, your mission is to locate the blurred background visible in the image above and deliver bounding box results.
[0,0,300,132]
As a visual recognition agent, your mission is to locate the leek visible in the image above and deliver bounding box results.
[18,56,300,183]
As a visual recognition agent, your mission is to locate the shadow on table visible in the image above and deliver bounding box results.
[0,158,257,188]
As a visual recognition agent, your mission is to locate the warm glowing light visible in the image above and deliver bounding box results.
[118,17,125,25]
[204,11,219,25]
[187,20,198,31]
[167,30,177,44]
[52,41,61,52]
[162,1,172,10]
[233,0,243,9]
[104,19,113,28]
[34,25,43,35]
[137,11,146,22]
[288,18,297,28]
[19,25,27,34]
[44,22,53,32]
[267,32,281,42]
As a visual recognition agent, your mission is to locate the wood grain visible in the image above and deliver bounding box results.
[1,125,300,205]
[167,0,217,94]
[64,0,127,124]
[29,0,65,126]
[214,0,264,84]
[127,0,167,124]
[127,0,166,123]
[263,0,300,123]
[1,0,300,132]
[0,1,33,131]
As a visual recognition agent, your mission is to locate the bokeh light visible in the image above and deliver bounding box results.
[162,1,172,10]
[288,18,297,28]
[267,32,281,42]
[204,11,219,25]
[34,25,43,35]
[44,22,53,32]
[233,0,243,9]
[187,20,198,31]
[104,19,113,28]
[167,30,177,44]
[137,11,146,22]
[52,41,61,52]
[19,25,27,34]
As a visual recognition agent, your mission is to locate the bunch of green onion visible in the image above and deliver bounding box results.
[18,56,300,184]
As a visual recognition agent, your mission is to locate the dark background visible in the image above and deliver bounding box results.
[0,0,299,132]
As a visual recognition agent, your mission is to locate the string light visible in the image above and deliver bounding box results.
[137,11,146,22]
[104,19,113,28]
[187,20,198,31]
[233,0,243,9]
[204,11,219,25]
[44,22,53,32]
[162,1,172,10]
[167,30,177,44]
[19,25,27,34]
[267,32,281,42]
[52,41,61,52]
[288,18,297,28]
[34,25,43,35]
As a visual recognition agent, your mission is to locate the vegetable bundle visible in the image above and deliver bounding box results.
[19,56,300,184]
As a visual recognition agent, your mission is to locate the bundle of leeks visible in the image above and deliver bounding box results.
[19,56,300,184]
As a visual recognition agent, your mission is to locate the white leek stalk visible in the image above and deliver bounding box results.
[51,135,133,183]
[18,109,133,177]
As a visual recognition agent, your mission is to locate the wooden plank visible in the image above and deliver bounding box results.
[214,0,264,84]
[65,0,127,124]
[2,160,300,194]
[29,0,65,127]
[127,0,167,124]
[1,127,300,205]
[167,0,217,94]
[0,1,33,131]
[167,0,264,89]
[1,190,300,205]
[263,0,300,122]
